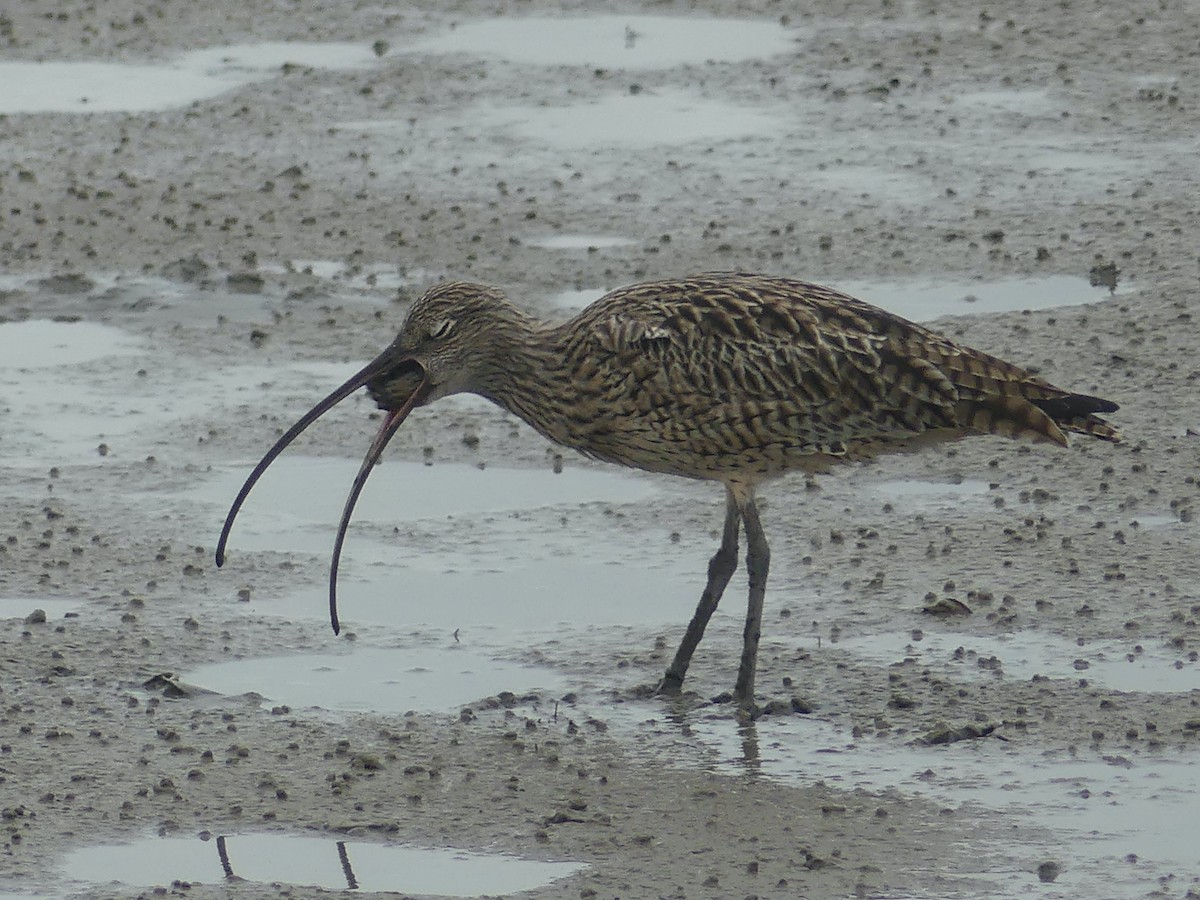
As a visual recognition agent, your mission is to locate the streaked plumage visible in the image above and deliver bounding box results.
[217,272,1120,707]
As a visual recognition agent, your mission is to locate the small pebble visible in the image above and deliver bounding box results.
[1037,861,1061,883]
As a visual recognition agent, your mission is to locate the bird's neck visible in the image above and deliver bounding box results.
[474,317,578,444]
[469,306,542,397]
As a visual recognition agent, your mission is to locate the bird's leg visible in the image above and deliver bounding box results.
[658,487,741,695]
[733,496,770,705]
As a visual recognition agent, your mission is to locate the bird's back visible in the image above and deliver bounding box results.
[523,273,1118,481]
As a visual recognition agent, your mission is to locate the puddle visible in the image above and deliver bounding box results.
[197,457,654,554]
[549,278,1113,321]
[279,552,705,635]
[62,833,582,894]
[0,320,143,368]
[0,319,158,463]
[186,644,568,713]
[202,447,716,639]
[200,451,711,643]
[205,453,708,637]
[830,275,1118,321]
[0,598,83,622]
[868,478,992,510]
[406,15,795,69]
[0,60,248,114]
[0,271,284,324]
[1,347,356,465]
[1129,513,1187,529]
[676,714,1200,899]
[472,88,780,149]
[835,629,1200,693]
[0,42,378,114]
[527,235,637,250]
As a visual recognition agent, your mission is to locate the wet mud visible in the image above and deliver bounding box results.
[2,1,1199,898]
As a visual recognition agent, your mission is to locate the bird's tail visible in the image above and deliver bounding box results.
[915,338,1122,448]
[1030,393,1122,443]
[951,390,1121,448]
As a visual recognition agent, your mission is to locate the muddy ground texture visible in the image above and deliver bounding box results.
[2,0,1200,898]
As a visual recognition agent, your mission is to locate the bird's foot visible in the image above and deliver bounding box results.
[620,678,700,704]
[625,681,665,700]
[654,672,685,698]
[734,703,762,724]
[733,695,818,722]
[710,689,762,720]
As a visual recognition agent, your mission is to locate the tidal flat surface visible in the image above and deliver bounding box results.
[1,2,1197,898]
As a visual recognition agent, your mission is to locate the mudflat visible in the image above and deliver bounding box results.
[1,2,1198,898]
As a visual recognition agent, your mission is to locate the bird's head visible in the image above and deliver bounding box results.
[365,280,514,409]
[214,280,521,633]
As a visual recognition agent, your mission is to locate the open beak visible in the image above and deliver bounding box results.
[215,350,430,634]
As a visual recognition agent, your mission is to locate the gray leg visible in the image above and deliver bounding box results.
[733,496,770,705]
[659,487,741,694]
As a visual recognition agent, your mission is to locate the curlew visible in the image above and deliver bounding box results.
[216,273,1120,704]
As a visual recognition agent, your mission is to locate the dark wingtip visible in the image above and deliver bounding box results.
[1097,398,1120,413]
[1033,392,1119,419]
[215,548,226,568]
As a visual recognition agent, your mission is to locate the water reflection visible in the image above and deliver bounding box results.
[62,832,584,894]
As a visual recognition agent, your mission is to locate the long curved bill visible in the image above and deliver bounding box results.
[214,351,428,633]
[326,384,424,634]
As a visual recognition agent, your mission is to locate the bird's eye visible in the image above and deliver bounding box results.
[429,318,455,339]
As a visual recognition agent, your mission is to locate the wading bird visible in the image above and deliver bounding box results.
[216,273,1119,705]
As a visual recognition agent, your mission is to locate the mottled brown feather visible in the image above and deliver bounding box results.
[384,273,1120,484]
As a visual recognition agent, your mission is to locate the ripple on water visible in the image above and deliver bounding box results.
[62,833,583,894]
